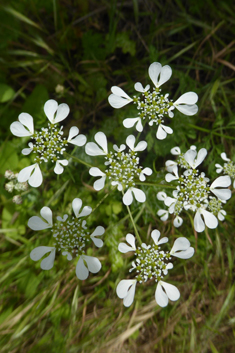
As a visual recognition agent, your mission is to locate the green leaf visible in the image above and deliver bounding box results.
[0,83,15,103]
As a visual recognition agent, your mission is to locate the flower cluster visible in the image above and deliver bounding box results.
[216,152,235,188]
[85,132,152,205]
[116,231,194,307]
[28,198,104,280]
[157,146,231,232]
[10,99,86,187]
[4,170,28,204]
[108,62,198,139]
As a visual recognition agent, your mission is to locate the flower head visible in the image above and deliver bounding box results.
[28,198,104,280]
[157,147,231,232]
[116,231,194,307]
[108,62,198,140]
[85,132,152,205]
[10,99,87,187]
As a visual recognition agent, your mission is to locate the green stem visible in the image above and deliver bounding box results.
[64,152,93,168]
[188,124,235,140]
[122,191,142,244]
[91,192,109,214]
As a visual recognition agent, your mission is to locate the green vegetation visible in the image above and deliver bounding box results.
[0,0,235,352]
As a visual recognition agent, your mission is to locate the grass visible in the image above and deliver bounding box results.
[0,0,235,352]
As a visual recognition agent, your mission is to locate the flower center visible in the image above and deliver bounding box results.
[52,216,90,257]
[224,161,235,179]
[31,123,68,164]
[105,149,142,189]
[208,197,223,215]
[133,88,173,126]
[130,244,171,283]
[173,170,210,215]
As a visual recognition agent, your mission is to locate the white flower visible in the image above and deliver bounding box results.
[117,230,194,307]
[10,99,86,187]
[86,133,151,205]
[28,198,104,279]
[108,62,198,140]
[157,145,231,232]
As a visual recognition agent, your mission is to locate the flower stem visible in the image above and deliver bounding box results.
[91,192,109,214]
[64,152,93,168]
[122,191,142,244]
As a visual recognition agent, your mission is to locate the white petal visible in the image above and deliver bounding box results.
[123,188,133,206]
[118,233,136,253]
[171,237,190,252]
[211,188,231,201]
[174,104,198,116]
[40,206,53,225]
[68,127,86,146]
[134,140,147,152]
[126,233,136,249]
[90,226,105,248]
[134,82,145,92]
[132,187,146,203]
[18,164,43,187]
[194,148,207,168]
[116,279,137,307]
[40,248,56,270]
[10,112,34,136]
[44,99,58,123]
[54,159,68,175]
[157,65,172,87]
[173,216,183,227]
[157,191,167,201]
[165,173,178,182]
[22,143,33,155]
[201,209,218,229]
[136,119,143,132]
[221,152,230,162]
[160,281,180,302]
[94,176,106,191]
[210,175,231,188]
[194,210,205,232]
[111,86,132,99]
[139,167,152,181]
[172,247,194,259]
[78,206,92,218]
[174,92,198,105]
[54,103,70,123]
[72,198,82,217]
[28,217,51,231]
[157,209,169,221]
[123,281,137,307]
[184,149,197,168]
[85,142,106,156]
[171,147,181,155]
[157,124,173,140]
[76,256,89,280]
[123,117,140,129]
[155,282,169,307]
[108,94,132,108]
[89,167,105,177]
[83,255,101,274]
[149,62,172,88]
[30,246,56,270]
[151,229,160,244]
[164,197,176,207]
[126,135,135,150]
[94,132,108,154]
